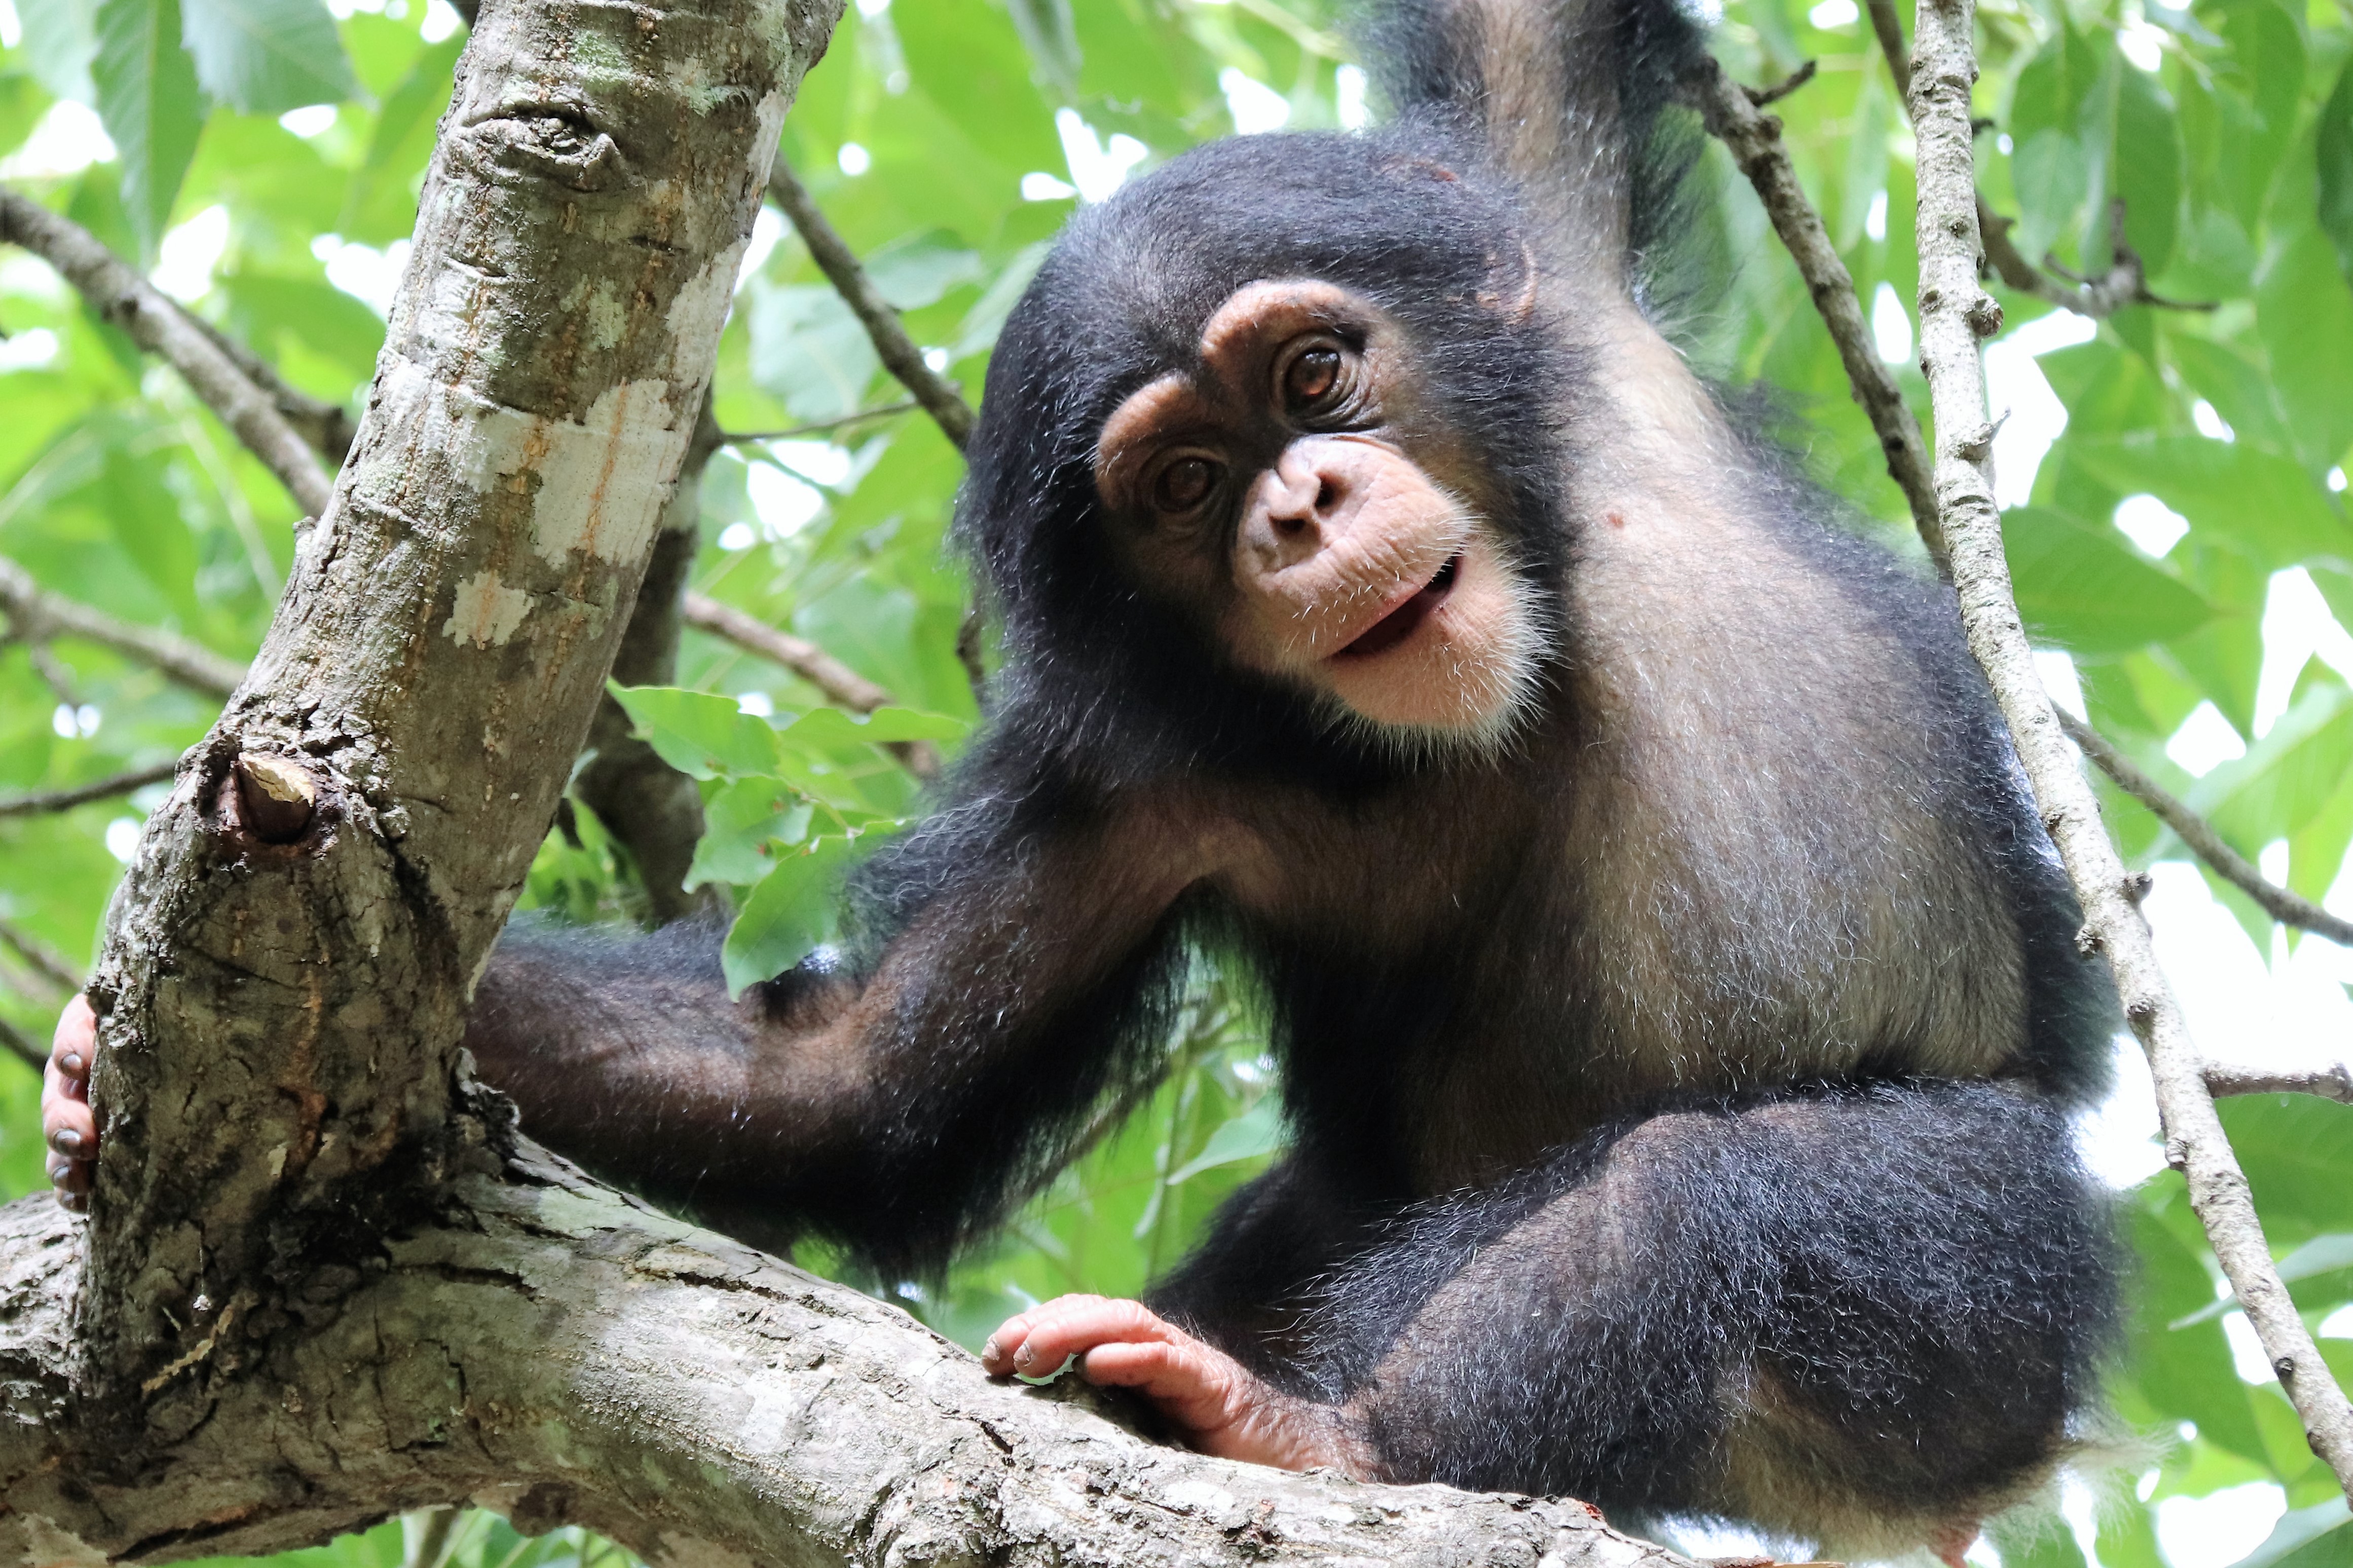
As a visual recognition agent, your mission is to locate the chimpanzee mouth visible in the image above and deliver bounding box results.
[1336,552,1462,660]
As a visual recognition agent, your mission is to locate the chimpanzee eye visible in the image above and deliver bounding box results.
[1152,455,1219,514]
[1286,347,1341,406]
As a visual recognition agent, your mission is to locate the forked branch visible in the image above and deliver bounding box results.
[1903,0,2353,1497]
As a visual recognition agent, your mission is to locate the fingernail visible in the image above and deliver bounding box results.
[48,1128,82,1156]
[57,1191,86,1214]
[1014,1344,1034,1367]
[59,1052,83,1075]
[981,1338,999,1362]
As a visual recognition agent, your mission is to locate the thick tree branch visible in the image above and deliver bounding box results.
[0,1148,1694,1568]
[0,555,245,698]
[1905,0,2353,1497]
[0,760,181,821]
[2057,709,2353,948]
[1688,55,1944,560]
[683,590,939,776]
[0,190,335,518]
[766,161,974,450]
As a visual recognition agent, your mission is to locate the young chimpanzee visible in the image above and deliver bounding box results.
[47,0,2122,1553]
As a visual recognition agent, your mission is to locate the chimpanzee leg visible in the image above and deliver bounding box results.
[1314,1081,2120,1555]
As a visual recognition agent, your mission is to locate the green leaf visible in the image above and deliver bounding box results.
[2218,1095,2353,1246]
[2323,65,2353,290]
[684,776,812,890]
[722,835,859,996]
[2011,128,2090,263]
[746,282,881,424]
[2113,59,2181,280]
[778,706,967,749]
[2065,438,2351,569]
[1166,1097,1284,1184]
[21,0,100,105]
[2165,334,2292,454]
[610,685,785,781]
[93,0,207,256]
[2171,1234,2353,1326]
[2189,681,2353,851]
[2003,506,2212,653]
[180,0,356,116]
[2255,230,2353,473]
[2224,1499,2352,1568]
[2122,1187,2271,1465]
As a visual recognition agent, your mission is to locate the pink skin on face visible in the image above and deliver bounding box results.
[43,994,96,1209]
[981,1293,1368,1474]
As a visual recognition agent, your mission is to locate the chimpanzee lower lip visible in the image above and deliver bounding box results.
[1336,552,1463,660]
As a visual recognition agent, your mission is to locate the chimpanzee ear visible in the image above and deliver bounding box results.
[1475,239,1542,322]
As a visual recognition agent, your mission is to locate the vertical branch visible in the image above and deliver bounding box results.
[1906,0,2353,1495]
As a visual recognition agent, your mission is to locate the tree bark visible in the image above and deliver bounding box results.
[68,0,828,1444]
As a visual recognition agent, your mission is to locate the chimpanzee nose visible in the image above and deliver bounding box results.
[1241,440,1356,573]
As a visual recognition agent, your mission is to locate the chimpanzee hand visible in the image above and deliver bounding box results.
[42,994,97,1210]
[982,1294,1370,1475]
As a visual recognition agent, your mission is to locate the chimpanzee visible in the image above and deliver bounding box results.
[47,0,2122,1554]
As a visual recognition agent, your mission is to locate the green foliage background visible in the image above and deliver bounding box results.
[0,0,2350,1562]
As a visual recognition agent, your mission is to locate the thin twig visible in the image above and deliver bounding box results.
[722,401,920,445]
[766,161,975,449]
[2057,709,2353,947]
[0,188,334,517]
[1859,1,2207,318]
[0,1010,45,1072]
[1746,59,1818,107]
[1904,0,2353,1498]
[681,592,939,778]
[1687,56,1944,562]
[0,759,180,820]
[2206,1063,2353,1104]
[0,555,245,698]
[0,915,83,993]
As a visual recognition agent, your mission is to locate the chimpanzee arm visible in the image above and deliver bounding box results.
[1308,1081,2118,1549]
[465,769,1215,1275]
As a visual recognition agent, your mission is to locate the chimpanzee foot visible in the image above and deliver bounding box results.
[41,994,96,1210]
[983,1293,1371,1475]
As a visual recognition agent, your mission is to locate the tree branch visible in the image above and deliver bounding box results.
[0,555,245,698]
[766,160,975,450]
[0,916,79,995]
[1904,0,2353,1497]
[1688,55,1944,561]
[0,1149,1696,1568]
[721,400,918,444]
[683,590,940,776]
[188,313,359,466]
[2056,708,2353,947]
[0,760,181,821]
[2207,1062,2353,1104]
[0,189,335,518]
[1860,0,2207,319]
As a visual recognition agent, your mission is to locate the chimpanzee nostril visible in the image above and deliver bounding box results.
[1315,479,1338,512]
[1274,514,1308,536]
